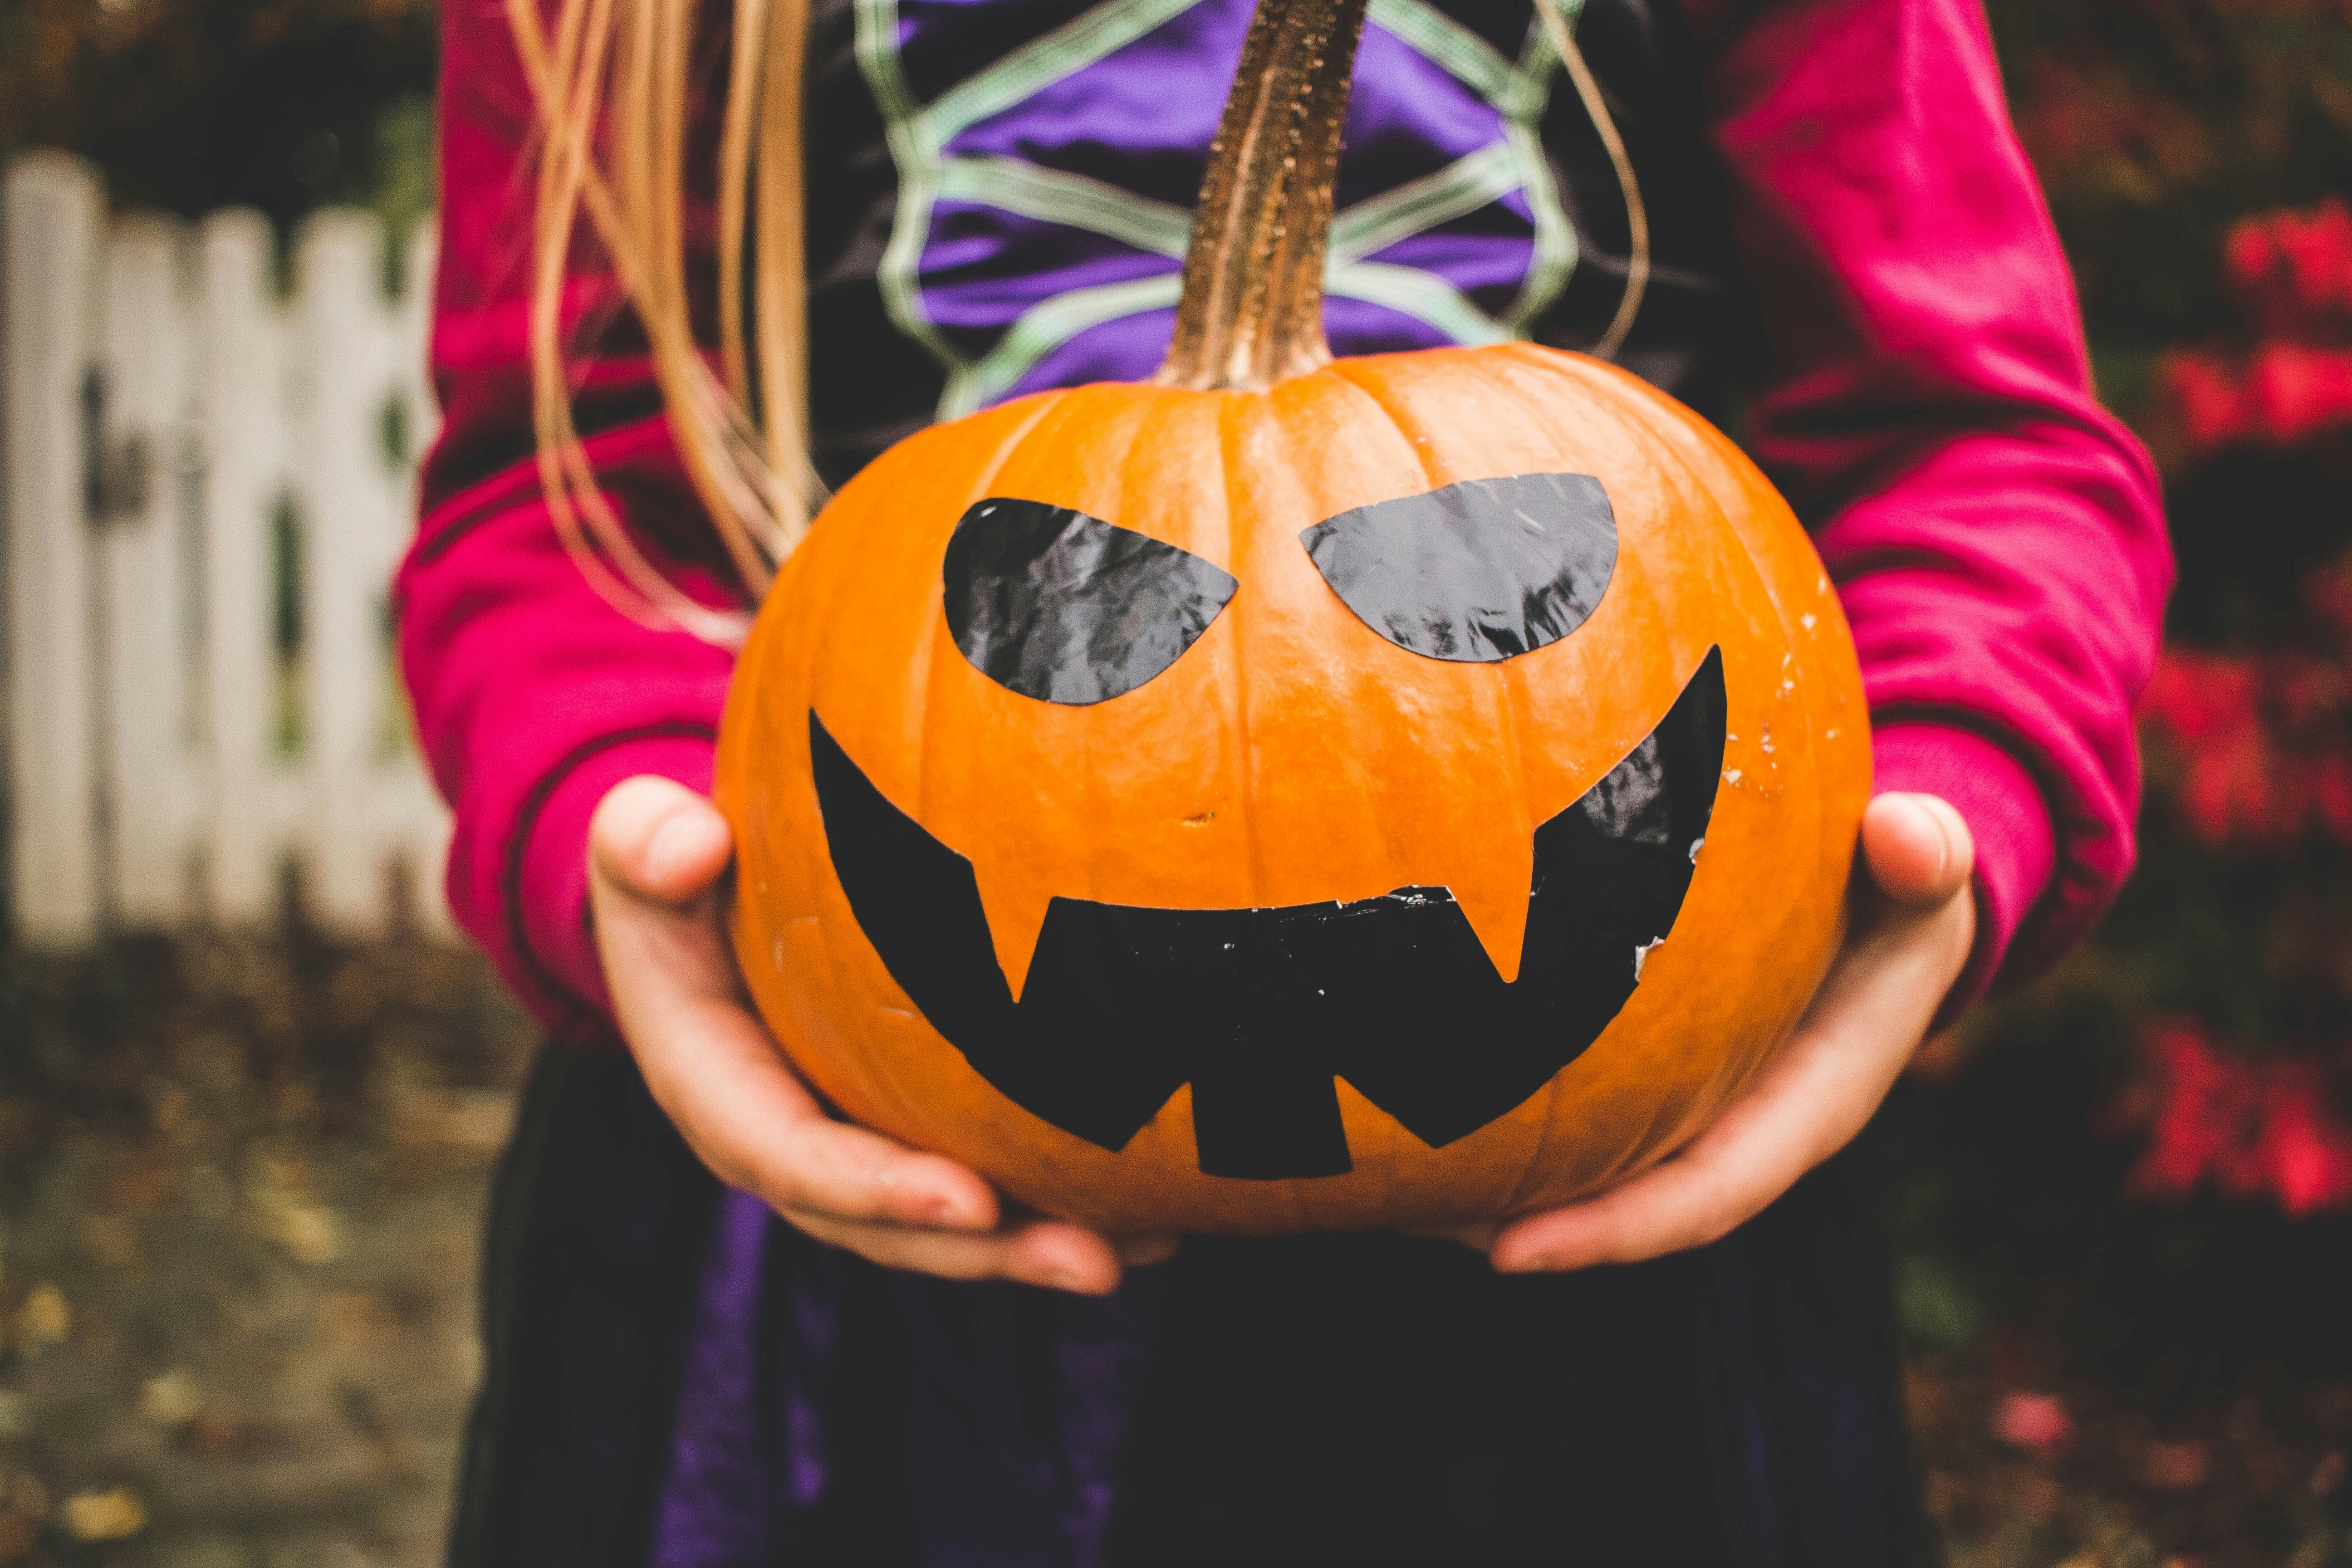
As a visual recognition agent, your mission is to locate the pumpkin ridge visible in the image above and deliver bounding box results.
[1217,388,1270,915]
[894,390,1073,750]
[1524,343,1850,977]
[1521,347,1856,1153]
[907,389,1081,877]
[1434,348,1805,1195]
[1103,383,1233,914]
[1534,348,1869,918]
[1264,363,1460,906]
[1318,353,1545,973]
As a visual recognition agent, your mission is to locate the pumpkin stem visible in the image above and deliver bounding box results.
[1156,0,1370,392]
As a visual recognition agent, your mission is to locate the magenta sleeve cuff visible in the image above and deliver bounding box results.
[514,734,719,1042]
[1870,721,2058,1017]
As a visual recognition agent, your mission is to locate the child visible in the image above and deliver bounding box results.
[404,0,2171,1558]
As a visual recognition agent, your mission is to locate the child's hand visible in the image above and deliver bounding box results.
[588,776,1175,1294]
[1447,791,1978,1272]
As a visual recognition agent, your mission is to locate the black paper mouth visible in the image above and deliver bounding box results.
[809,648,1727,1180]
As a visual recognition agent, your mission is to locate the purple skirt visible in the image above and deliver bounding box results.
[448,1045,1932,1568]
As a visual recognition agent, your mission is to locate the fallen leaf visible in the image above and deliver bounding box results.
[392,1089,513,1156]
[15,1284,69,1351]
[252,1192,344,1265]
[77,1215,140,1270]
[60,1486,145,1542]
[321,1292,397,1345]
[138,1369,203,1427]
[177,1406,279,1459]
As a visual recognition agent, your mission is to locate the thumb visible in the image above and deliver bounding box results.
[591,775,735,905]
[1860,791,1974,909]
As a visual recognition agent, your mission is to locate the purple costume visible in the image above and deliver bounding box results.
[409,0,2169,1556]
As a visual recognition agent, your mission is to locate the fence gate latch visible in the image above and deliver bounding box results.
[80,366,153,524]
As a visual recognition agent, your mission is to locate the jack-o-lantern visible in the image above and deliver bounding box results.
[716,0,1871,1234]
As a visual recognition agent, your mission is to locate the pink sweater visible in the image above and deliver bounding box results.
[402,0,2170,1044]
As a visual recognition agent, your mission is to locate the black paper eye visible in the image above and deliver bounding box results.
[1299,472,1618,662]
[943,497,1239,705]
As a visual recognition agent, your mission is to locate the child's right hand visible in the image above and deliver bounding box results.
[589,775,1174,1294]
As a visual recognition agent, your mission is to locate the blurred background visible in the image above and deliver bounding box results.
[3,0,2352,1563]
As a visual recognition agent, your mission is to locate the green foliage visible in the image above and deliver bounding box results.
[0,0,437,230]
[1986,0,2352,366]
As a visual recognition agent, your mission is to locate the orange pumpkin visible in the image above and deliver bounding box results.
[716,0,1871,1235]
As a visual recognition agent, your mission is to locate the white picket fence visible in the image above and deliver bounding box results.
[3,151,452,946]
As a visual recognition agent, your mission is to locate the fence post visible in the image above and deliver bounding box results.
[4,153,104,944]
[98,213,201,926]
[385,218,454,937]
[195,209,291,925]
[5,171,459,946]
[290,210,402,935]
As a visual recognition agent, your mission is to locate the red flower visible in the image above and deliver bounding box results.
[2142,640,2352,849]
[2122,1021,2352,1216]
[2155,344,2352,461]
[2126,1022,2264,1201]
[2157,350,2248,455]
[2257,1064,2352,1216]
[2311,750,2352,843]
[1994,1392,2075,1454]
[2156,200,2352,463]
[2225,197,2352,335]
[2141,651,2259,745]
[2245,344,2352,446]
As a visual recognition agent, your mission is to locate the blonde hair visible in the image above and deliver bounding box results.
[500,0,1642,642]
[504,0,820,642]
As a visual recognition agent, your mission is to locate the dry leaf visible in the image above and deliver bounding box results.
[138,1369,203,1427]
[252,1192,345,1265]
[60,1486,146,1542]
[15,1284,69,1351]
[77,1215,140,1270]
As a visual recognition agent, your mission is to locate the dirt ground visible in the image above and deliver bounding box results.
[0,934,535,1568]
[1,934,2348,1566]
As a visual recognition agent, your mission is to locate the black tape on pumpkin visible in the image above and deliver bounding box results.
[943,497,1238,705]
[1300,472,1617,662]
[810,647,1725,1181]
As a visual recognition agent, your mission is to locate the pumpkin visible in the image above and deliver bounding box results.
[715,0,1871,1235]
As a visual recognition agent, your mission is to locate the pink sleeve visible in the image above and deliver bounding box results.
[398,426,736,1041]
[401,0,735,1040]
[1694,0,2174,1004]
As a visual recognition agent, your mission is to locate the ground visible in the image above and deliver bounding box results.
[0,935,533,1568]
[0,935,2347,1566]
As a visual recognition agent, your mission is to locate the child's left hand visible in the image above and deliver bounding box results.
[1440,790,1978,1272]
